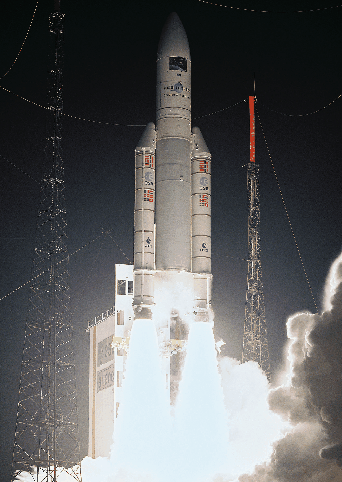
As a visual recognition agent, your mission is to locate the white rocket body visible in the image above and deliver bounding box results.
[133,13,212,395]
[155,14,192,271]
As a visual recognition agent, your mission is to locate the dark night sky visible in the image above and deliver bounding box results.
[0,0,341,478]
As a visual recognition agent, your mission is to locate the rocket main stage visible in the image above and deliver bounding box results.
[133,13,212,398]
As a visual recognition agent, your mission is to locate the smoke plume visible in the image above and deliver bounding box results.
[239,252,342,481]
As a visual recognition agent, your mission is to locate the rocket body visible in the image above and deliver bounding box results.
[133,13,212,385]
[155,14,192,270]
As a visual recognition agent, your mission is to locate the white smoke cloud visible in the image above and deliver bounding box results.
[219,358,285,478]
[239,252,342,481]
[323,251,342,312]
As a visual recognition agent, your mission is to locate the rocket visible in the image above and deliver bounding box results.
[133,12,212,396]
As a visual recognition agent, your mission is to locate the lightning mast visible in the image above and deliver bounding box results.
[12,2,81,480]
[242,95,270,379]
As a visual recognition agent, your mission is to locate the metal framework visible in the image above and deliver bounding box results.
[12,5,81,481]
[242,96,270,379]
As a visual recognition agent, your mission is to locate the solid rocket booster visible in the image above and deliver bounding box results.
[134,13,211,321]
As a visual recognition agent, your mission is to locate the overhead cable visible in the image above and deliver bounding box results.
[0,154,39,183]
[62,111,146,127]
[3,81,340,127]
[0,232,104,303]
[193,98,247,119]
[104,230,132,263]
[257,94,342,116]
[0,1,39,80]
[256,106,318,313]
[0,84,146,127]
[0,84,51,111]
[0,229,132,303]
[198,0,342,13]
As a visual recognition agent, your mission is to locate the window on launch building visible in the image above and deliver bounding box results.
[117,310,124,325]
[127,280,133,294]
[169,56,187,71]
[117,279,126,295]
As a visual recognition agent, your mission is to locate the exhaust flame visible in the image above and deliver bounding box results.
[174,322,229,482]
[109,319,170,481]
[82,316,285,482]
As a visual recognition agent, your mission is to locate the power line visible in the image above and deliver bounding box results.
[105,229,132,263]
[0,230,130,304]
[257,94,342,116]
[0,1,39,80]
[256,106,318,313]
[2,80,341,125]
[198,0,342,13]
[0,84,51,110]
[193,98,247,119]
[0,84,146,127]
[0,154,39,183]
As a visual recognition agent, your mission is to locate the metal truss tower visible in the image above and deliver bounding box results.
[12,3,81,480]
[242,96,271,379]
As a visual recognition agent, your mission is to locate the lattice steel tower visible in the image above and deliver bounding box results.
[12,2,81,480]
[242,96,270,379]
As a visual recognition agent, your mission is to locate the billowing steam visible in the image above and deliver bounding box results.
[241,251,342,482]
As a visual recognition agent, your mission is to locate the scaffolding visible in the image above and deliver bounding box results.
[242,96,270,379]
[12,4,81,481]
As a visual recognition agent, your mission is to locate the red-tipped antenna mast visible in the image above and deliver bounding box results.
[249,95,255,163]
[243,87,271,379]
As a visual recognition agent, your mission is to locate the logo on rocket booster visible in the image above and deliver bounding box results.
[145,237,152,248]
[200,177,208,190]
[200,243,208,252]
[144,189,154,202]
[145,172,154,186]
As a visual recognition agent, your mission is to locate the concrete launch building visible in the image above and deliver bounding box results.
[87,12,212,458]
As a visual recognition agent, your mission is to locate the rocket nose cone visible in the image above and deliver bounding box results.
[157,12,190,59]
[192,127,211,156]
[136,122,156,150]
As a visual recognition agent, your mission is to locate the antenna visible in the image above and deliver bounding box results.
[249,95,255,163]
[242,94,271,379]
[11,4,81,481]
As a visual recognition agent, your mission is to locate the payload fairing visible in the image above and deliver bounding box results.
[133,13,212,396]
